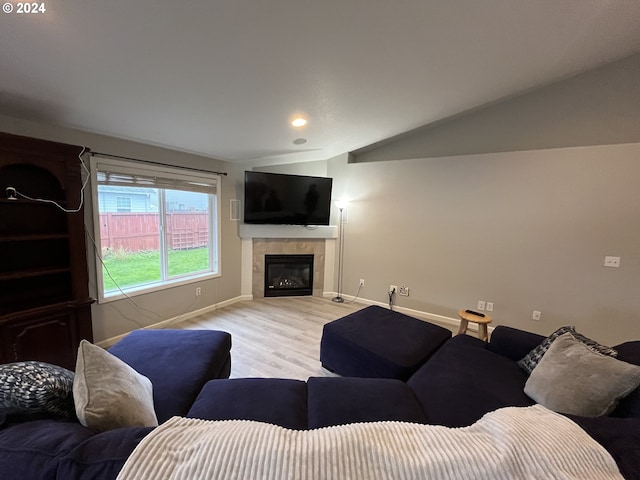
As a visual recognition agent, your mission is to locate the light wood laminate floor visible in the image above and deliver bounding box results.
[174,297,364,380]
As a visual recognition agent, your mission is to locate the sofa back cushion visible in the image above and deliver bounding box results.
[487,326,545,362]
[187,378,308,430]
[307,377,427,429]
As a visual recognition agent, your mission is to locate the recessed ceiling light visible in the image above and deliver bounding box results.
[291,117,307,127]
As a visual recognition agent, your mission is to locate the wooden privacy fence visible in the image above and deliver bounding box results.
[99,213,208,252]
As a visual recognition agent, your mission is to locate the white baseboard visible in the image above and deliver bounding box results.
[97,294,252,348]
[323,292,494,336]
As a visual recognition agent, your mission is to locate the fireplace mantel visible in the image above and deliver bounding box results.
[239,224,337,239]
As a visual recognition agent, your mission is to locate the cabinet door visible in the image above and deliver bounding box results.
[7,313,78,370]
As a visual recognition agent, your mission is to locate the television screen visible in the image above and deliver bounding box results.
[244,171,333,225]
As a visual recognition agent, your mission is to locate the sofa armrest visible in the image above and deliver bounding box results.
[487,326,545,362]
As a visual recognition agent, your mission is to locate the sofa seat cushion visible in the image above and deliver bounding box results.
[307,376,427,429]
[320,305,452,380]
[0,419,94,480]
[408,335,534,427]
[187,378,308,430]
[57,426,153,480]
[108,329,231,423]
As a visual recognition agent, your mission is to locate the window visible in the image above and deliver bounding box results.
[91,157,221,301]
[115,196,132,212]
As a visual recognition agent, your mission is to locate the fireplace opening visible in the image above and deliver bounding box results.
[264,254,314,297]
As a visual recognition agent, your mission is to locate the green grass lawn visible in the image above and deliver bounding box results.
[102,247,209,291]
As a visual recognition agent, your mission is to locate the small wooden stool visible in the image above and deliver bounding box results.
[457,309,492,342]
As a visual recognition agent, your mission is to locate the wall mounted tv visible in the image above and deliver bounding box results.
[244,171,333,225]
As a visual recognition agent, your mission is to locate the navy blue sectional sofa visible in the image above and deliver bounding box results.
[2,323,640,479]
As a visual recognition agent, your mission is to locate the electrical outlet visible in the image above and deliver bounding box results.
[477,300,486,311]
[359,279,365,287]
[604,256,621,268]
[532,310,541,321]
[195,287,202,296]
[486,302,494,312]
[389,285,397,295]
[399,285,409,296]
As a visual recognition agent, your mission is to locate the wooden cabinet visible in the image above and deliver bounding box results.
[0,132,94,370]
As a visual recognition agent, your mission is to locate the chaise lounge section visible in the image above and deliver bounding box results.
[108,329,232,423]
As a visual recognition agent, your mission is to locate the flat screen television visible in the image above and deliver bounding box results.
[244,171,333,225]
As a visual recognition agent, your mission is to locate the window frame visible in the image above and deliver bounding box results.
[90,156,221,304]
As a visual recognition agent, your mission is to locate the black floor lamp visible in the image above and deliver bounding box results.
[332,200,348,303]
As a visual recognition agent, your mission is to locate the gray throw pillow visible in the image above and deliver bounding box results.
[73,340,158,432]
[518,326,617,374]
[524,333,640,417]
[0,361,75,418]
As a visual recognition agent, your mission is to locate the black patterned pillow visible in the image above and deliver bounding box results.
[0,361,76,418]
[517,326,618,375]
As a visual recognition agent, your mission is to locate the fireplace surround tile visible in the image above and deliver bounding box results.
[252,239,325,298]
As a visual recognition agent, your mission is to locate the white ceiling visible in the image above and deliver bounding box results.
[1,1,640,165]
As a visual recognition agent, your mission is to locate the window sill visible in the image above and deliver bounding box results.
[97,271,220,304]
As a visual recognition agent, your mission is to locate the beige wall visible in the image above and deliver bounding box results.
[0,114,245,342]
[326,144,640,345]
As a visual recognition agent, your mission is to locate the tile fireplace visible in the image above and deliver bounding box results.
[249,237,327,298]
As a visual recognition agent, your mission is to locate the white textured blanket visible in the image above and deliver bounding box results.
[117,405,622,480]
